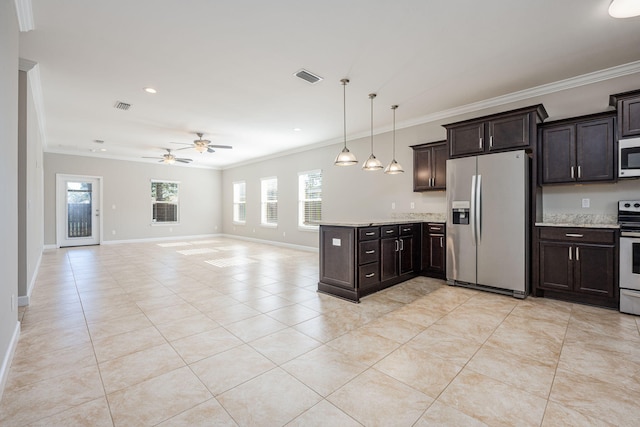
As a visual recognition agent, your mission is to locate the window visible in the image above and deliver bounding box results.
[233,181,246,223]
[261,177,278,226]
[151,180,179,223]
[298,170,322,229]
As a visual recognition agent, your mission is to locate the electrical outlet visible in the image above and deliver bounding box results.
[582,198,590,208]
[391,202,396,210]
[283,231,286,237]
[410,202,415,209]
[11,294,16,312]
[169,227,173,232]
[112,230,116,235]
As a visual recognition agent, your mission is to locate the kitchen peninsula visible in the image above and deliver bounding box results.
[318,217,445,302]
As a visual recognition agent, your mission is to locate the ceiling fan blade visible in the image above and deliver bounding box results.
[173,146,193,151]
[170,142,192,145]
[176,159,192,163]
[142,156,162,159]
[207,147,216,153]
[210,145,233,149]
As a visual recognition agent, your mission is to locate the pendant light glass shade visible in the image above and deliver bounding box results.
[384,105,404,174]
[608,0,640,17]
[334,79,358,166]
[362,93,383,171]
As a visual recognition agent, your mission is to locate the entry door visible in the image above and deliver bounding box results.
[57,175,101,247]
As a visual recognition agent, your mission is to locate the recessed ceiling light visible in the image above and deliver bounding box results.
[99,148,107,152]
[293,128,302,132]
[608,0,640,17]
[144,87,157,94]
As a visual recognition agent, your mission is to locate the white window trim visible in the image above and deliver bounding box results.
[232,180,247,225]
[151,179,180,226]
[260,176,278,227]
[298,169,322,231]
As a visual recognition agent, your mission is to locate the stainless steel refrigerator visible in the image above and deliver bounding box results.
[446,150,529,298]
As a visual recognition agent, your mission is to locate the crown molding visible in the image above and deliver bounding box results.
[18,58,36,71]
[400,60,640,129]
[14,0,34,32]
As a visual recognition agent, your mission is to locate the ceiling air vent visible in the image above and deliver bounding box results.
[114,101,131,111]
[294,69,323,84]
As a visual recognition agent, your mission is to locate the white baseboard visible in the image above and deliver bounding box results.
[220,234,318,253]
[0,321,21,402]
[19,251,43,306]
[43,244,58,250]
[102,233,221,245]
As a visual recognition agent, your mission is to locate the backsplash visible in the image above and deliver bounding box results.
[391,212,447,222]
[542,213,617,225]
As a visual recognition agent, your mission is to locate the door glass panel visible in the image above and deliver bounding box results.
[67,181,93,238]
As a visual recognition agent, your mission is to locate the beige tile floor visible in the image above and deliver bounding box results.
[2,237,640,426]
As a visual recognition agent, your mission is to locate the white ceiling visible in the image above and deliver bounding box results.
[18,0,640,169]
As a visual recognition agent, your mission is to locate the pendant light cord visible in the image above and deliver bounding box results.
[391,105,398,159]
[369,94,376,152]
[341,79,349,149]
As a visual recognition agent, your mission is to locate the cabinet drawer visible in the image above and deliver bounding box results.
[358,227,379,241]
[399,224,416,236]
[359,263,380,289]
[359,240,379,265]
[426,223,444,234]
[381,225,398,238]
[538,227,615,244]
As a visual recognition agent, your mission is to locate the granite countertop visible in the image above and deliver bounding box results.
[320,213,447,227]
[535,213,619,229]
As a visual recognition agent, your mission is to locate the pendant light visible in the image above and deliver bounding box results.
[362,93,383,171]
[334,78,358,166]
[384,105,404,174]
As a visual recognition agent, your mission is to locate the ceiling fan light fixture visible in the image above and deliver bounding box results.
[608,0,640,17]
[334,78,358,166]
[194,144,208,153]
[384,105,404,175]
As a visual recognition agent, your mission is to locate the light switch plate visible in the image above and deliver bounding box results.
[582,198,590,208]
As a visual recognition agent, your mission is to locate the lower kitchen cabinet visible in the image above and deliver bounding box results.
[318,223,419,302]
[422,223,446,278]
[537,226,618,308]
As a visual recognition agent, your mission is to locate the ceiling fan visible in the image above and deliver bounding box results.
[142,149,192,165]
[172,132,233,153]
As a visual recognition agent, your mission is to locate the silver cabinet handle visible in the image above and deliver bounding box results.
[365,273,375,278]
[365,232,375,236]
[569,247,572,261]
[489,135,493,147]
[395,240,399,252]
[429,227,440,231]
[577,165,582,178]
[479,137,483,149]
[386,229,394,234]
[576,246,580,261]
[402,228,411,232]
[440,236,443,248]
[399,239,404,251]
[365,250,375,254]
[565,233,583,238]
[571,166,574,179]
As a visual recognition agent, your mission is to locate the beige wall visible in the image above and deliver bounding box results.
[0,0,19,399]
[43,154,223,245]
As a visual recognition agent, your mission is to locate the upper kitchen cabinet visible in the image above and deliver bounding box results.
[444,105,548,158]
[411,141,447,191]
[539,111,616,185]
[610,89,640,138]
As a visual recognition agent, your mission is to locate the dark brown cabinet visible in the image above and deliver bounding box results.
[537,227,618,308]
[411,141,447,191]
[422,223,445,278]
[539,112,616,184]
[318,223,420,302]
[610,89,640,138]
[445,105,548,158]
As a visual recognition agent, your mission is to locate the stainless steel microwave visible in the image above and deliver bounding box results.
[619,137,640,178]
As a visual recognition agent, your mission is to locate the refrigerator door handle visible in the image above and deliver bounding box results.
[476,174,482,244]
[471,175,477,246]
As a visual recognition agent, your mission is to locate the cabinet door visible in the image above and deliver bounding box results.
[399,236,414,275]
[575,117,615,182]
[432,144,448,190]
[413,147,433,191]
[539,242,572,291]
[428,234,445,273]
[620,97,640,138]
[488,113,530,151]
[541,125,575,184]
[449,122,484,157]
[380,238,399,281]
[574,244,615,297]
